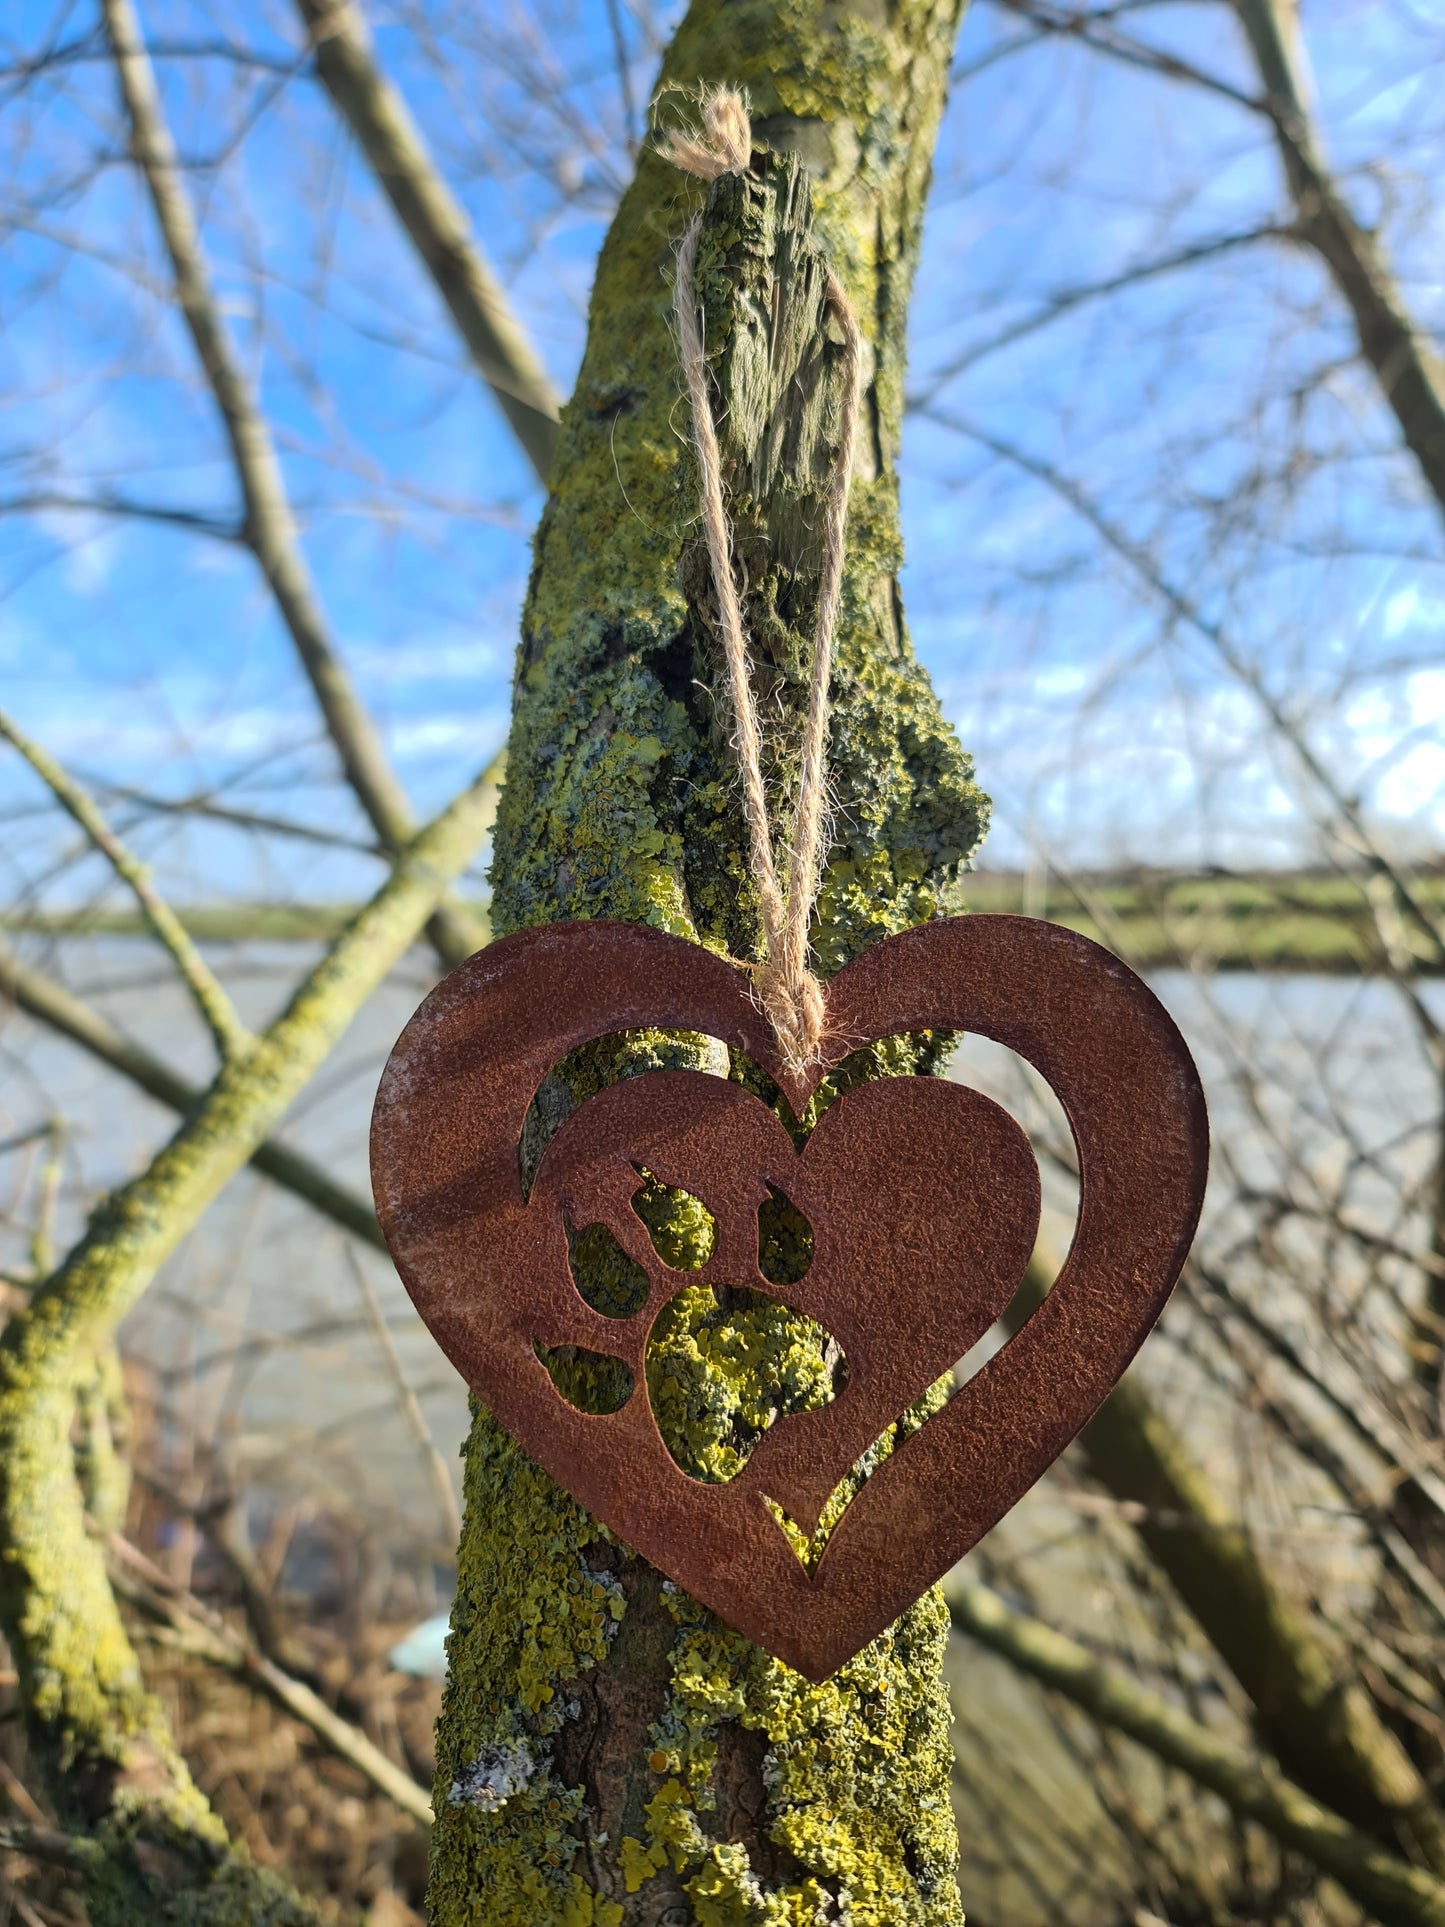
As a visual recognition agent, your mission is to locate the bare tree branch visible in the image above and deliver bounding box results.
[109,1532,432,1828]
[1232,0,1445,521]
[1001,1254,1445,1862]
[294,0,562,483]
[0,491,244,542]
[930,409,1445,972]
[989,0,1263,110]
[986,0,1445,521]
[98,0,485,970]
[91,781,380,855]
[347,1247,461,1541]
[912,222,1297,399]
[0,32,303,90]
[0,934,384,1250]
[948,1579,1445,1927]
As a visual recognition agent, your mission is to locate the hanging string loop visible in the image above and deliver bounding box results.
[663,87,862,1080]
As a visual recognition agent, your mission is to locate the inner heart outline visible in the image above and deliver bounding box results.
[370,914,1209,1680]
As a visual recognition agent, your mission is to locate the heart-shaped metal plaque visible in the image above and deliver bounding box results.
[370,915,1208,1679]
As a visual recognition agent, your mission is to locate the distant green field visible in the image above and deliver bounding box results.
[1,903,377,943]
[5,868,1443,972]
[961,867,1445,973]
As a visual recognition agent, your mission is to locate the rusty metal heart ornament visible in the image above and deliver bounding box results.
[370,915,1208,1680]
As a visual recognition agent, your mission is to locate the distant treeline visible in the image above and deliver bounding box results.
[5,865,1443,972]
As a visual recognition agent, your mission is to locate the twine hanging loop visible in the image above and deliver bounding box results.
[664,87,862,1080]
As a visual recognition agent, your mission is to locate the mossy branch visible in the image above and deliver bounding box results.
[0,755,504,1264]
[947,1579,1445,1927]
[0,759,496,1924]
[0,929,386,1244]
[0,756,504,1249]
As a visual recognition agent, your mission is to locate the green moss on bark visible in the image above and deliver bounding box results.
[435,2,982,1919]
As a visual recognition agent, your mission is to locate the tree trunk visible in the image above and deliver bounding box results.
[427,3,988,1921]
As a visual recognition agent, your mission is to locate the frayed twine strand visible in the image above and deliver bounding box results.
[664,87,862,1082]
[654,83,752,180]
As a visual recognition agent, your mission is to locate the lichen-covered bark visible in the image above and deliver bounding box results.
[432,4,984,1922]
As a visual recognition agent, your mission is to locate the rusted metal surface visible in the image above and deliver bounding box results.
[370,916,1209,1680]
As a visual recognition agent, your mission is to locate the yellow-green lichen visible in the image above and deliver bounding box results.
[646,1284,838,1486]
[434,1367,967,1923]
[428,1407,629,1920]
[643,1559,963,1925]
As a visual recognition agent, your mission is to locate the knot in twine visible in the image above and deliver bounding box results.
[663,87,862,1081]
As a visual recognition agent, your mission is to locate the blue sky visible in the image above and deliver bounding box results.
[0,0,1441,908]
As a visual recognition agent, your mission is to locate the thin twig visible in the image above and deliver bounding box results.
[988,0,1263,110]
[347,1249,461,1543]
[108,1533,432,1827]
[909,221,1296,402]
[0,1822,102,1876]
[930,411,1445,969]
[92,781,380,855]
[949,1580,1445,1927]
[0,490,244,541]
[0,706,249,1060]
